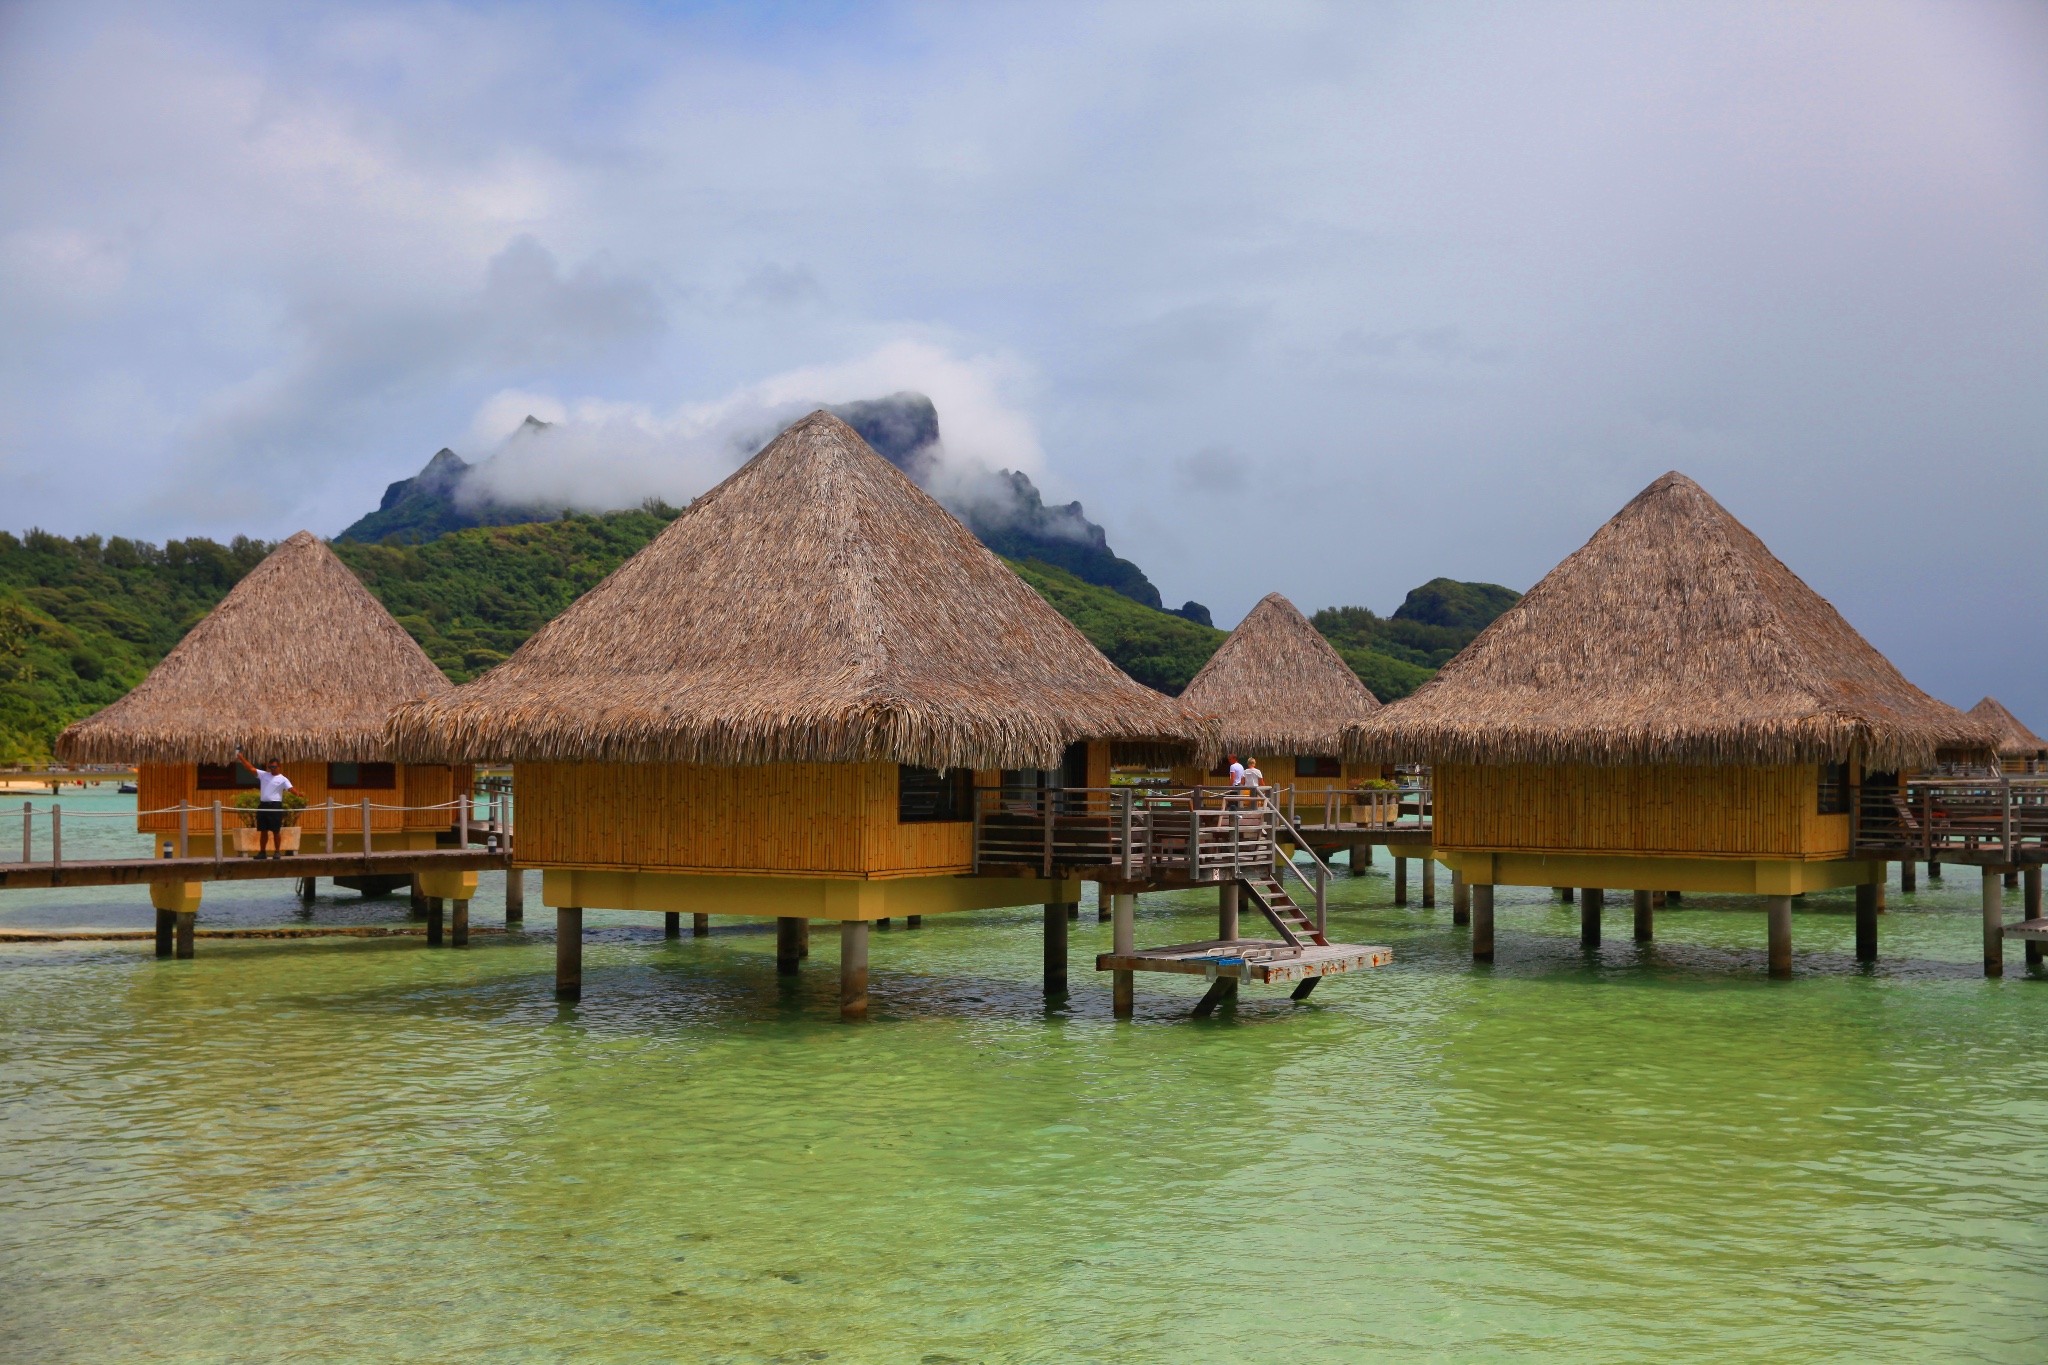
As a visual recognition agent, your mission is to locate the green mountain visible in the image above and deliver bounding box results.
[0,514,1514,759]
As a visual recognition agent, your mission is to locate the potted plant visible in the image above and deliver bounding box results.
[232,789,308,855]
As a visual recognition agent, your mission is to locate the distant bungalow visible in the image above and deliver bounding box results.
[1968,697,2046,774]
[386,412,1196,1015]
[54,532,473,937]
[1345,472,1992,975]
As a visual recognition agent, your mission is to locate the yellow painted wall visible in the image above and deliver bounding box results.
[1433,763,1851,861]
[1442,850,1887,895]
[543,868,1079,919]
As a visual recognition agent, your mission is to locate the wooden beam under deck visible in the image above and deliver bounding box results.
[0,848,511,891]
[1097,936,1391,985]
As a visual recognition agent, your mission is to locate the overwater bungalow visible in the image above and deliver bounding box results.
[54,532,474,929]
[1344,471,1996,976]
[384,411,1212,1016]
[1968,697,2046,774]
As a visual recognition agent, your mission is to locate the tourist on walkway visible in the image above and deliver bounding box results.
[233,750,293,859]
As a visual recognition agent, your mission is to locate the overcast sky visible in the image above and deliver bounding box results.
[2,1,2044,714]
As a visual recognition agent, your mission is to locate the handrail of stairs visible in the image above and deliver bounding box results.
[1260,789,1331,935]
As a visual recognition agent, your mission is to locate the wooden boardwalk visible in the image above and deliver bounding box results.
[0,847,511,891]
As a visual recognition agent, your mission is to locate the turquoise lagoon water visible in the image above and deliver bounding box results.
[3,791,2046,1361]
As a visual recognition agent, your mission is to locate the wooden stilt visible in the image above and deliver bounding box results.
[174,910,195,959]
[1421,857,1436,908]
[1928,859,1941,881]
[1633,890,1653,942]
[2005,870,2019,889]
[1289,975,1320,1001]
[504,868,523,922]
[1099,882,1112,922]
[427,897,445,948]
[776,917,805,975]
[1651,890,1666,909]
[410,884,428,916]
[1471,884,1494,961]
[664,912,680,939]
[798,919,810,958]
[908,915,923,928]
[297,877,316,902]
[1580,888,1603,947]
[1855,883,1878,962]
[693,913,709,937]
[1900,859,1915,893]
[1451,870,1470,926]
[155,908,174,959]
[1393,857,1408,906]
[1666,890,1682,904]
[1873,880,1886,912]
[2026,868,2042,966]
[876,917,891,929]
[1982,868,2004,978]
[449,899,468,948]
[840,920,868,1019]
[1218,881,1239,940]
[1065,902,1078,921]
[556,906,583,998]
[1352,843,1371,869]
[1557,886,1572,902]
[1112,893,1136,1017]
[1191,977,1236,1016]
[1043,903,1069,996]
[1766,895,1792,977]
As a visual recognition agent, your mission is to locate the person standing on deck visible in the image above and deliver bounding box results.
[233,749,293,859]
[1225,753,1245,808]
[1241,759,1264,796]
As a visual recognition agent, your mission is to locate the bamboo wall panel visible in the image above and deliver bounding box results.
[1436,763,1843,858]
[136,762,460,834]
[520,761,974,876]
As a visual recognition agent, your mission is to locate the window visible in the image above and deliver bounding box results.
[328,762,396,790]
[196,763,257,791]
[899,766,972,822]
[1817,762,1849,815]
[1294,756,1343,778]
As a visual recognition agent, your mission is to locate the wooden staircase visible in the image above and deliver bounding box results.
[1238,873,1329,949]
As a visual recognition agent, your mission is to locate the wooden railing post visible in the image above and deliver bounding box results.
[51,804,61,868]
[325,799,335,857]
[177,801,189,860]
[19,801,28,864]
[1120,789,1133,880]
[1042,784,1054,879]
[360,798,372,862]
[211,800,223,866]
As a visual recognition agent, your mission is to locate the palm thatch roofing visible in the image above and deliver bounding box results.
[1177,592,1379,757]
[384,410,1198,770]
[55,531,452,765]
[1343,472,1994,771]
[1968,696,2047,760]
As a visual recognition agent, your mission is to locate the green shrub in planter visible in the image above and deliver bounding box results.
[233,790,309,826]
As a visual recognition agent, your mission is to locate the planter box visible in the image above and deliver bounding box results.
[233,826,302,855]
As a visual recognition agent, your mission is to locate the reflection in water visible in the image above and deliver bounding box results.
[3,862,2046,1362]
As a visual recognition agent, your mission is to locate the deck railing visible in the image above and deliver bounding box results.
[973,784,1281,881]
[1853,776,2048,859]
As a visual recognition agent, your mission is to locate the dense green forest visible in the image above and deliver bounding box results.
[0,517,1514,761]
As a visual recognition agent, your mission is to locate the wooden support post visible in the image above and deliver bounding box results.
[2025,867,2043,967]
[876,917,891,929]
[1471,884,1494,961]
[909,915,924,928]
[1873,880,1885,912]
[410,883,428,916]
[664,912,680,939]
[297,876,316,902]
[1982,867,2004,978]
[1855,883,1878,962]
[1065,901,1078,920]
[1666,890,1682,904]
[840,920,869,1019]
[693,913,709,937]
[1393,857,1408,906]
[2005,870,2020,889]
[1900,859,1915,893]
[1218,881,1239,941]
[1766,895,1792,978]
[426,897,445,947]
[174,910,195,959]
[1044,903,1070,996]
[556,906,583,999]
[451,899,470,948]
[1099,882,1112,922]
[1289,975,1320,1001]
[1928,859,1941,881]
[1191,976,1236,1016]
[776,917,805,975]
[1112,893,1136,1017]
[1651,890,1666,909]
[1421,856,1436,908]
[505,869,523,923]
[155,908,174,959]
[1352,843,1372,869]
[1633,890,1653,942]
[1451,870,1470,926]
[1580,888,1603,947]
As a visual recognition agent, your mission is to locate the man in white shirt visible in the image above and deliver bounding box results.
[1241,760,1264,793]
[233,749,294,859]
[1227,754,1244,787]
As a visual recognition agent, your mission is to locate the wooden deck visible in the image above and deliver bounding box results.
[2001,918,2048,941]
[1097,935,1392,984]
[0,847,510,891]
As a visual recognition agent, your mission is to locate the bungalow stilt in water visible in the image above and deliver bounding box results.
[384,411,1196,1017]
[1970,697,2048,956]
[54,533,477,953]
[1172,593,1407,919]
[1344,472,1995,977]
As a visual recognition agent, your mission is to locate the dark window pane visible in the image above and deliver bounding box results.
[1294,756,1342,778]
[197,763,256,790]
[328,762,395,790]
[899,766,971,822]
[1817,762,1849,815]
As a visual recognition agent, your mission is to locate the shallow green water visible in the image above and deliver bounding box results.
[4,836,2047,1362]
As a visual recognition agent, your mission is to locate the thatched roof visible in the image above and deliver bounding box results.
[1969,697,2047,760]
[384,411,1197,769]
[1177,592,1379,757]
[1343,472,1994,771]
[55,531,451,764]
